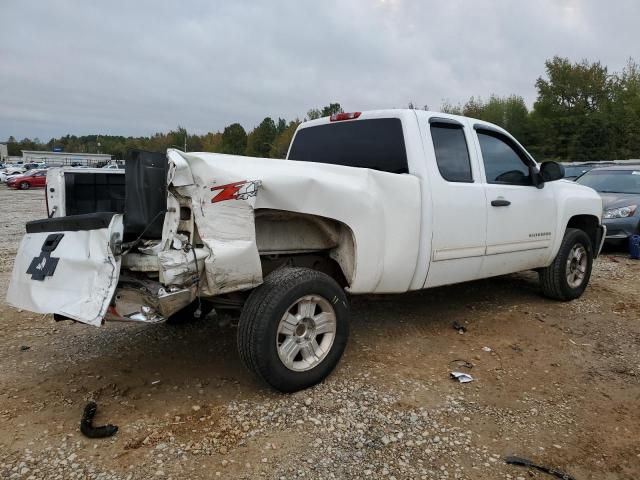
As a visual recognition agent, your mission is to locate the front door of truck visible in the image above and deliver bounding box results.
[474,128,557,277]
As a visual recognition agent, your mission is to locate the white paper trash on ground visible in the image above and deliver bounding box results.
[450,372,474,383]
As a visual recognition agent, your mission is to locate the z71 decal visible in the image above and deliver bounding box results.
[210,180,261,203]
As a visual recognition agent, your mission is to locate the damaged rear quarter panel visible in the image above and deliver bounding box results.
[167,149,422,294]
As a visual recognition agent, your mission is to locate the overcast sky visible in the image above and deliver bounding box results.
[1,0,638,140]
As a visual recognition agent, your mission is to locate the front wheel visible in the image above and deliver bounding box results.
[539,228,593,300]
[237,267,349,392]
[19,181,30,190]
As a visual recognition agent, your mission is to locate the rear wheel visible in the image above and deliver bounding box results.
[238,267,349,392]
[19,181,30,190]
[539,228,593,300]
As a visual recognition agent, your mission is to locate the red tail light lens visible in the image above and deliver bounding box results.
[330,112,361,122]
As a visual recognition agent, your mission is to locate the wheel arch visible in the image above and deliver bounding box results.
[566,214,600,252]
[254,209,356,288]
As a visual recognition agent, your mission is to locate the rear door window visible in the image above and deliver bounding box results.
[430,123,473,182]
[288,118,408,174]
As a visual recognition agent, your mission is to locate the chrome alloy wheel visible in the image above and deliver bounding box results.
[566,244,587,288]
[276,295,337,372]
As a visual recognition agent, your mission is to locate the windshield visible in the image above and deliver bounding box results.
[576,169,640,194]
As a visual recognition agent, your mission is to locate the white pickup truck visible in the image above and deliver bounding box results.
[7,109,605,392]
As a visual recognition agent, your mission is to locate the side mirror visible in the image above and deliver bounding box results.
[539,161,565,182]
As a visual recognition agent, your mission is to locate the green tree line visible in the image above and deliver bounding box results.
[5,57,640,162]
[4,103,344,162]
[441,56,640,161]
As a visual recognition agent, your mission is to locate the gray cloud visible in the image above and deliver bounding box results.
[1,0,638,140]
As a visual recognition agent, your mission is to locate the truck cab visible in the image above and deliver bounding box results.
[287,110,604,289]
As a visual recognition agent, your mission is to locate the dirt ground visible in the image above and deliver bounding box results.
[0,186,638,480]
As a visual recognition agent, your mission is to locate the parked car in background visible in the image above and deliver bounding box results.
[4,169,40,184]
[22,162,48,170]
[562,162,603,180]
[101,163,122,169]
[6,169,47,189]
[562,160,640,181]
[576,166,640,244]
[0,165,26,181]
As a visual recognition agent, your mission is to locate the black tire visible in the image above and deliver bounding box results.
[539,228,593,301]
[166,299,214,325]
[237,267,349,393]
[20,182,30,190]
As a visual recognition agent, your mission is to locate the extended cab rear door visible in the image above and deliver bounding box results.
[6,213,123,326]
[418,115,488,288]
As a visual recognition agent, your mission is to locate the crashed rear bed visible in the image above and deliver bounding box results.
[6,148,421,326]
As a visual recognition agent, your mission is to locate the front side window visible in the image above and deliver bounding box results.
[430,123,473,182]
[477,130,532,186]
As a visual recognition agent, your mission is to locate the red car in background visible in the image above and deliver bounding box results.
[7,169,47,189]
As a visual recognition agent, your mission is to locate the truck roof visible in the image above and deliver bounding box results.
[297,108,512,136]
[293,108,525,162]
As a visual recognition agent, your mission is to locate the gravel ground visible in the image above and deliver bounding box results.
[0,186,639,479]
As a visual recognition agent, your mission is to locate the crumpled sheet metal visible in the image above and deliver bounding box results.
[168,150,263,296]
[6,215,124,326]
[158,247,209,286]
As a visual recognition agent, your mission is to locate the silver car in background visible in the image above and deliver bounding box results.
[576,166,640,244]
